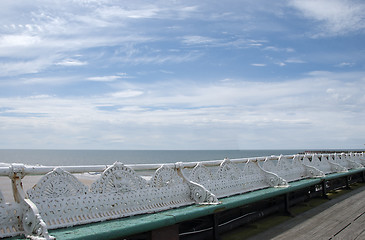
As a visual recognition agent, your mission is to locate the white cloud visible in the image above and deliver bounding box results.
[0,34,41,47]
[289,0,365,37]
[87,75,123,82]
[0,58,53,76]
[181,35,217,45]
[1,72,364,149]
[56,59,88,66]
[115,50,203,65]
[264,46,294,52]
[251,63,266,67]
[276,62,286,67]
[96,5,160,19]
[109,90,144,98]
[19,76,77,85]
[0,1,364,149]
[29,94,53,99]
[285,58,306,64]
[336,62,354,67]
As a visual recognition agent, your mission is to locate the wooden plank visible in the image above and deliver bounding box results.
[283,190,365,240]
[249,185,365,240]
[284,188,365,239]
[331,211,365,240]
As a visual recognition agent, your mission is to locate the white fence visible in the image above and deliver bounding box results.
[0,152,364,239]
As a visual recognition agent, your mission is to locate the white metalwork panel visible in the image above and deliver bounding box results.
[190,159,287,199]
[333,153,363,170]
[318,155,337,173]
[0,201,23,238]
[26,163,201,230]
[352,152,365,165]
[303,155,346,174]
[189,160,245,198]
[342,153,364,169]
[27,168,88,199]
[242,160,287,191]
[261,156,308,182]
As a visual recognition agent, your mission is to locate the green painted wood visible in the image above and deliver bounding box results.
[323,169,364,180]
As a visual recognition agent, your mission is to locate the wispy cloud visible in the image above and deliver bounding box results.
[264,46,294,52]
[289,0,365,37]
[96,5,160,19]
[181,35,218,45]
[335,62,355,68]
[0,58,54,76]
[285,58,306,64]
[56,59,88,66]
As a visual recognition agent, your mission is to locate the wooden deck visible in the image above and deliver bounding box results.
[249,185,365,240]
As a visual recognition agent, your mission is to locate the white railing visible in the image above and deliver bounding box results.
[0,152,364,239]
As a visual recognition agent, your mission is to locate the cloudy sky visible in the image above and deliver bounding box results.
[0,0,364,150]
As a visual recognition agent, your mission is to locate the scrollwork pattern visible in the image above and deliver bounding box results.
[150,165,182,188]
[27,168,88,199]
[91,162,147,194]
[218,159,242,180]
[189,163,214,183]
[22,199,55,240]
[188,182,218,204]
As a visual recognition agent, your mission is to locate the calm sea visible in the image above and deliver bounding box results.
[0,149,359,166]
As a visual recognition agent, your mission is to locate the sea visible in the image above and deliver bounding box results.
[0,149,360,166]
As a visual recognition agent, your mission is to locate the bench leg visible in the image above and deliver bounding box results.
[150,225,179,240]
[284,193,294,217]
[212,213,221,240]
[345,176,351,190]
[322,180,330,200]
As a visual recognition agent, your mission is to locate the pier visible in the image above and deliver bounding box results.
[246,183,365,240]
[0,152,364,239]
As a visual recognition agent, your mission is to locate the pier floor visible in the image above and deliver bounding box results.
[245,184,365,240]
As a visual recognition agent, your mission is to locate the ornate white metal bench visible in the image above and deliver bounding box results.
[0,152,364,239]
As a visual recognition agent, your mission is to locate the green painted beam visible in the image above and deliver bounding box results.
[323,168,364,180]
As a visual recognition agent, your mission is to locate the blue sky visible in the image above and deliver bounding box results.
[0,0,364,150]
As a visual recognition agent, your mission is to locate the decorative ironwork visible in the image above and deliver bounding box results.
[0,152,363,239]
[27,168,88,199]
[0,201,23,238]
[90,162,147,194]
[150,165,183,188]
[303,155,346,174]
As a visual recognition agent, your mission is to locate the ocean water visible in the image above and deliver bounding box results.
[0,149,310,166]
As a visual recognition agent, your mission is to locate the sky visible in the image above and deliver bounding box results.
[0,0,364,150]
